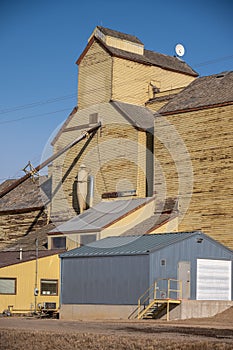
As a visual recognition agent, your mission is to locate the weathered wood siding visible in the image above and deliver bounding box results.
[154,104,233,249]
[78,42,113,110]
[0,210,47,249]
[51,103,149,221]
[112,57,195,106]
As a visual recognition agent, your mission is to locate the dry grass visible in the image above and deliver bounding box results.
[0,329,232,350]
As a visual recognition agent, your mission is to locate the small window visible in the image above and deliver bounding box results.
[0,278,16,295]
[160,259,166,266]
[41,279,58,296]
[51,237,66,249]
[89,113,99,124]
[80,234,96,246]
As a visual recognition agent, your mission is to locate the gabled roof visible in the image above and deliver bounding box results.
[0,249,63,268]
[49,197,154,234]
[60,231,202,257]
[158,71,233,115]
[77,35,198,77]
[110,101,154,131]
[0,176,51,213]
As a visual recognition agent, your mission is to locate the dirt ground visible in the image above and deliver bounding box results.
[0,307,233,349]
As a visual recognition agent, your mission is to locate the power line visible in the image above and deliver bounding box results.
[0,93,76,115]
[193,55,233,68]
[0,108,71,125]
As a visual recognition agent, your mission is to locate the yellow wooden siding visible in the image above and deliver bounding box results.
[137,131,147,197]
[105,36,144,55]
[101,199,155,238]
[50,103,148,220]
[78,42,113,110]
[146,88,186,112]
[149,216,179,233]
[112,57,195,106]
[0,254,60,313]
[154,104,233,249]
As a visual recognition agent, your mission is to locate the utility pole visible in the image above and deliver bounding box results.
[34,238,39,313]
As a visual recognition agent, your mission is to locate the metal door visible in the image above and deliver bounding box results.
[178,261,191,299]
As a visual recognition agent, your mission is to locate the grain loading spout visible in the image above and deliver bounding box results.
[0,122,101,199]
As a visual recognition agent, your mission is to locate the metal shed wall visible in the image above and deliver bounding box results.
[149,234,233,300]
[61,254,149,305]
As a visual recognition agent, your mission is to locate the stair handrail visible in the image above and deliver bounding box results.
[137,278,182,319]
[167,278,182,299]
[137,280,157,319]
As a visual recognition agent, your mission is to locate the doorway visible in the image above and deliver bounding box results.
[178,261,191,299]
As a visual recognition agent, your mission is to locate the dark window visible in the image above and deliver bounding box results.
[0,278,16,294]
[160,259,166,266]
[51,237,66,249]
[41,279,58,296]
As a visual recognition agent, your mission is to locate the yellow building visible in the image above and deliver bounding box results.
[153,71,233,249]
[49,26,197,225]
[0,250,62,314]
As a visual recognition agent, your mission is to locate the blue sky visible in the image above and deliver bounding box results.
[0,0,232,182]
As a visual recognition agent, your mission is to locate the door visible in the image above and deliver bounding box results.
[178,261,191,299]
[196,259,231,300]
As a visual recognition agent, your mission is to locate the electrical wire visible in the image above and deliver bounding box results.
[193,55,233,68]
[0,93,76,115]
[0,108,71,125]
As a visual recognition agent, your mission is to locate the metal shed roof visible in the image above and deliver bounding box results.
[111,101,154,132]
[49,197,153,234]
[60,231,202,258]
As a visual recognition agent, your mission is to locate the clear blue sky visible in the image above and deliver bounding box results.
[0,0,232,183]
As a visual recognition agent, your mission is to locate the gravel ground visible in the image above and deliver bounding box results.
[0,307,232,349]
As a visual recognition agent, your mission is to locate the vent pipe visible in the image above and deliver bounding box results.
[19,248,23,261]
[87,175,94,208]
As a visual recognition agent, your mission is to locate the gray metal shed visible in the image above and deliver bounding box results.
[60,231,233,309]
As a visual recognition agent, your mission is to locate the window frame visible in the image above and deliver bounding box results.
[51,236,66,249]
[40,279,58,296]
[0,277,17,295]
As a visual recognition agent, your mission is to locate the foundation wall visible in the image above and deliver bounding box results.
[60,300,233,321]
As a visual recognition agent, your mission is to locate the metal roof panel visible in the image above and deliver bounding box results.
[60,231,200,258]
[50,197,152,233]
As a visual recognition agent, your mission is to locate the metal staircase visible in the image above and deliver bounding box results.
[136,278,182,321]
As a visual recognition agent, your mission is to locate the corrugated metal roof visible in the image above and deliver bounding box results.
[60,231,199,258]
[49,197,153,234]
[111,101,154,131]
